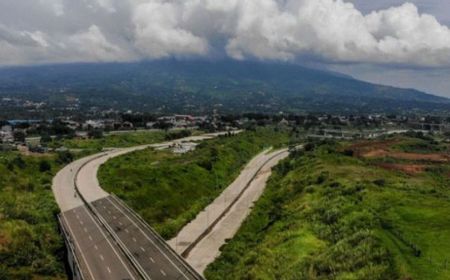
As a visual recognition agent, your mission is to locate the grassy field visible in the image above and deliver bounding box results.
[0,152,65,279]
[48,130,198,151]
[205,136,450,280]
[98,128,290,238]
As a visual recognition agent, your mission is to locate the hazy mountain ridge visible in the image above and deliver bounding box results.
[0,60,449,114]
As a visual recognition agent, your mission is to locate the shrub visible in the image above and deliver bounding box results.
[39,160,51,172]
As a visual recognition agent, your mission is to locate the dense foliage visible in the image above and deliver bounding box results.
[0,153,65,279]
[98,128,290,238]
[205,138,450,280]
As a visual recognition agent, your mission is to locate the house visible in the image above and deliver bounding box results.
[83,120,105,130]
[0,125,13,143]
[158,115,196,128]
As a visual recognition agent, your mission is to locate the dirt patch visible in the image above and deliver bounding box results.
[362,149,449,163]
[347,139,449,163]
[0,233,10,247]
[377,163,427,175]
[348,139,400,156]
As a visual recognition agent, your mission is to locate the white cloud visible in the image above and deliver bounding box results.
[39,0,64,16]
[68,25,130,62]
[0,0,450,67]
[132,1,209,58]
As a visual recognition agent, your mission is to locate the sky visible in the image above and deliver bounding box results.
[1,0,450,97]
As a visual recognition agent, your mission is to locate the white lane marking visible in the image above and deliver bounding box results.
[80,220,84,225]
[107,196,190,279]
[150,257,155,263]
[83,227,88,233]
[125,229,129,233]
[119,222,123,226]
[103,206,106,209]
[160,270,166,276]
[140,247,145,252]
[132,237,137,242]
[113,216,116,219]
[76,215,80,219]
[94,245,98,250]
[108,211,111,214]
[61,214,96,280]
[100,254,104,261]
[107,267,111,274]
[89,235,93,241]
[81,207,137,280]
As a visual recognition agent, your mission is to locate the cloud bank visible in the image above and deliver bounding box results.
[1,0,450,67]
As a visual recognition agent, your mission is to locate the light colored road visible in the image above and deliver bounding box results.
[75,131,239,203]
[52,153,107,212]
[168,148,289,274]
[52,131,236,280]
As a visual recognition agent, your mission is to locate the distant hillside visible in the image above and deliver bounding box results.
[1,60,449,114]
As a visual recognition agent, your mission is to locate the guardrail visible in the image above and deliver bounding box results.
[72,151,148,280]
[73,149,203,280]
[109,194,205,280]
[58,215,86,280]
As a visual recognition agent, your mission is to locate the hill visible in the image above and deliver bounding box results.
[1,60,449,115]
[205,136,450,280]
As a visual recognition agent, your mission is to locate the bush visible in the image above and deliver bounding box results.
[56,151,74,164]
[39,160,51,172]
[373,179,386,187]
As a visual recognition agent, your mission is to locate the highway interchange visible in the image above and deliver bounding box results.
[52,131,287,279]
[53,134,227,279]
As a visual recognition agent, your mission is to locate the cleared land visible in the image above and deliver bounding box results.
[205,135,450,280]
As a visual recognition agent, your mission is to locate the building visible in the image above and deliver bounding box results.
[0,125,13,143]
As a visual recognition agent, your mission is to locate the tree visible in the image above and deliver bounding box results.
[39,160,51,172]
[88,129,104,139]
[12,156,26,169]
[13,131,26,143]
[56,151,74,164]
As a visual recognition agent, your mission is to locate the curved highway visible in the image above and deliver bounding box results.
[52,132,232,280]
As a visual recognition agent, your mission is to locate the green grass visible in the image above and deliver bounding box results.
[205,139,450,280]
[390,134,449,154]
[49,130,174,151]
[98,128,290,238]
[0,153,66,279]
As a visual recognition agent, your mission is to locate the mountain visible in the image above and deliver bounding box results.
[1,60,449,115]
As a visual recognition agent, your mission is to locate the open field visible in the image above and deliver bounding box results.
[49,129,197,151]
[206,136,450,280]
[98,128,290,239]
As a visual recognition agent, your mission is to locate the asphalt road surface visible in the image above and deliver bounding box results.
[91,195,199,280]
[60,205,137,280]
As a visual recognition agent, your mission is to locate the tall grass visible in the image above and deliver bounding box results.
[205,140,450,280]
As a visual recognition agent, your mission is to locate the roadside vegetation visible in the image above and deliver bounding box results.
[205,135,450,280]
[98,128,290,238]
[48,130,169,151]
[0,152,65,279]
[0,129,192,279]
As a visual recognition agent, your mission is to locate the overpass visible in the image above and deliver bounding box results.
[53,133,233,279]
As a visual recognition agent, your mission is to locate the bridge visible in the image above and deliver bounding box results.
[52,133,232,279]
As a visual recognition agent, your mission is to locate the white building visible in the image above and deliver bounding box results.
[0,125,13,143]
